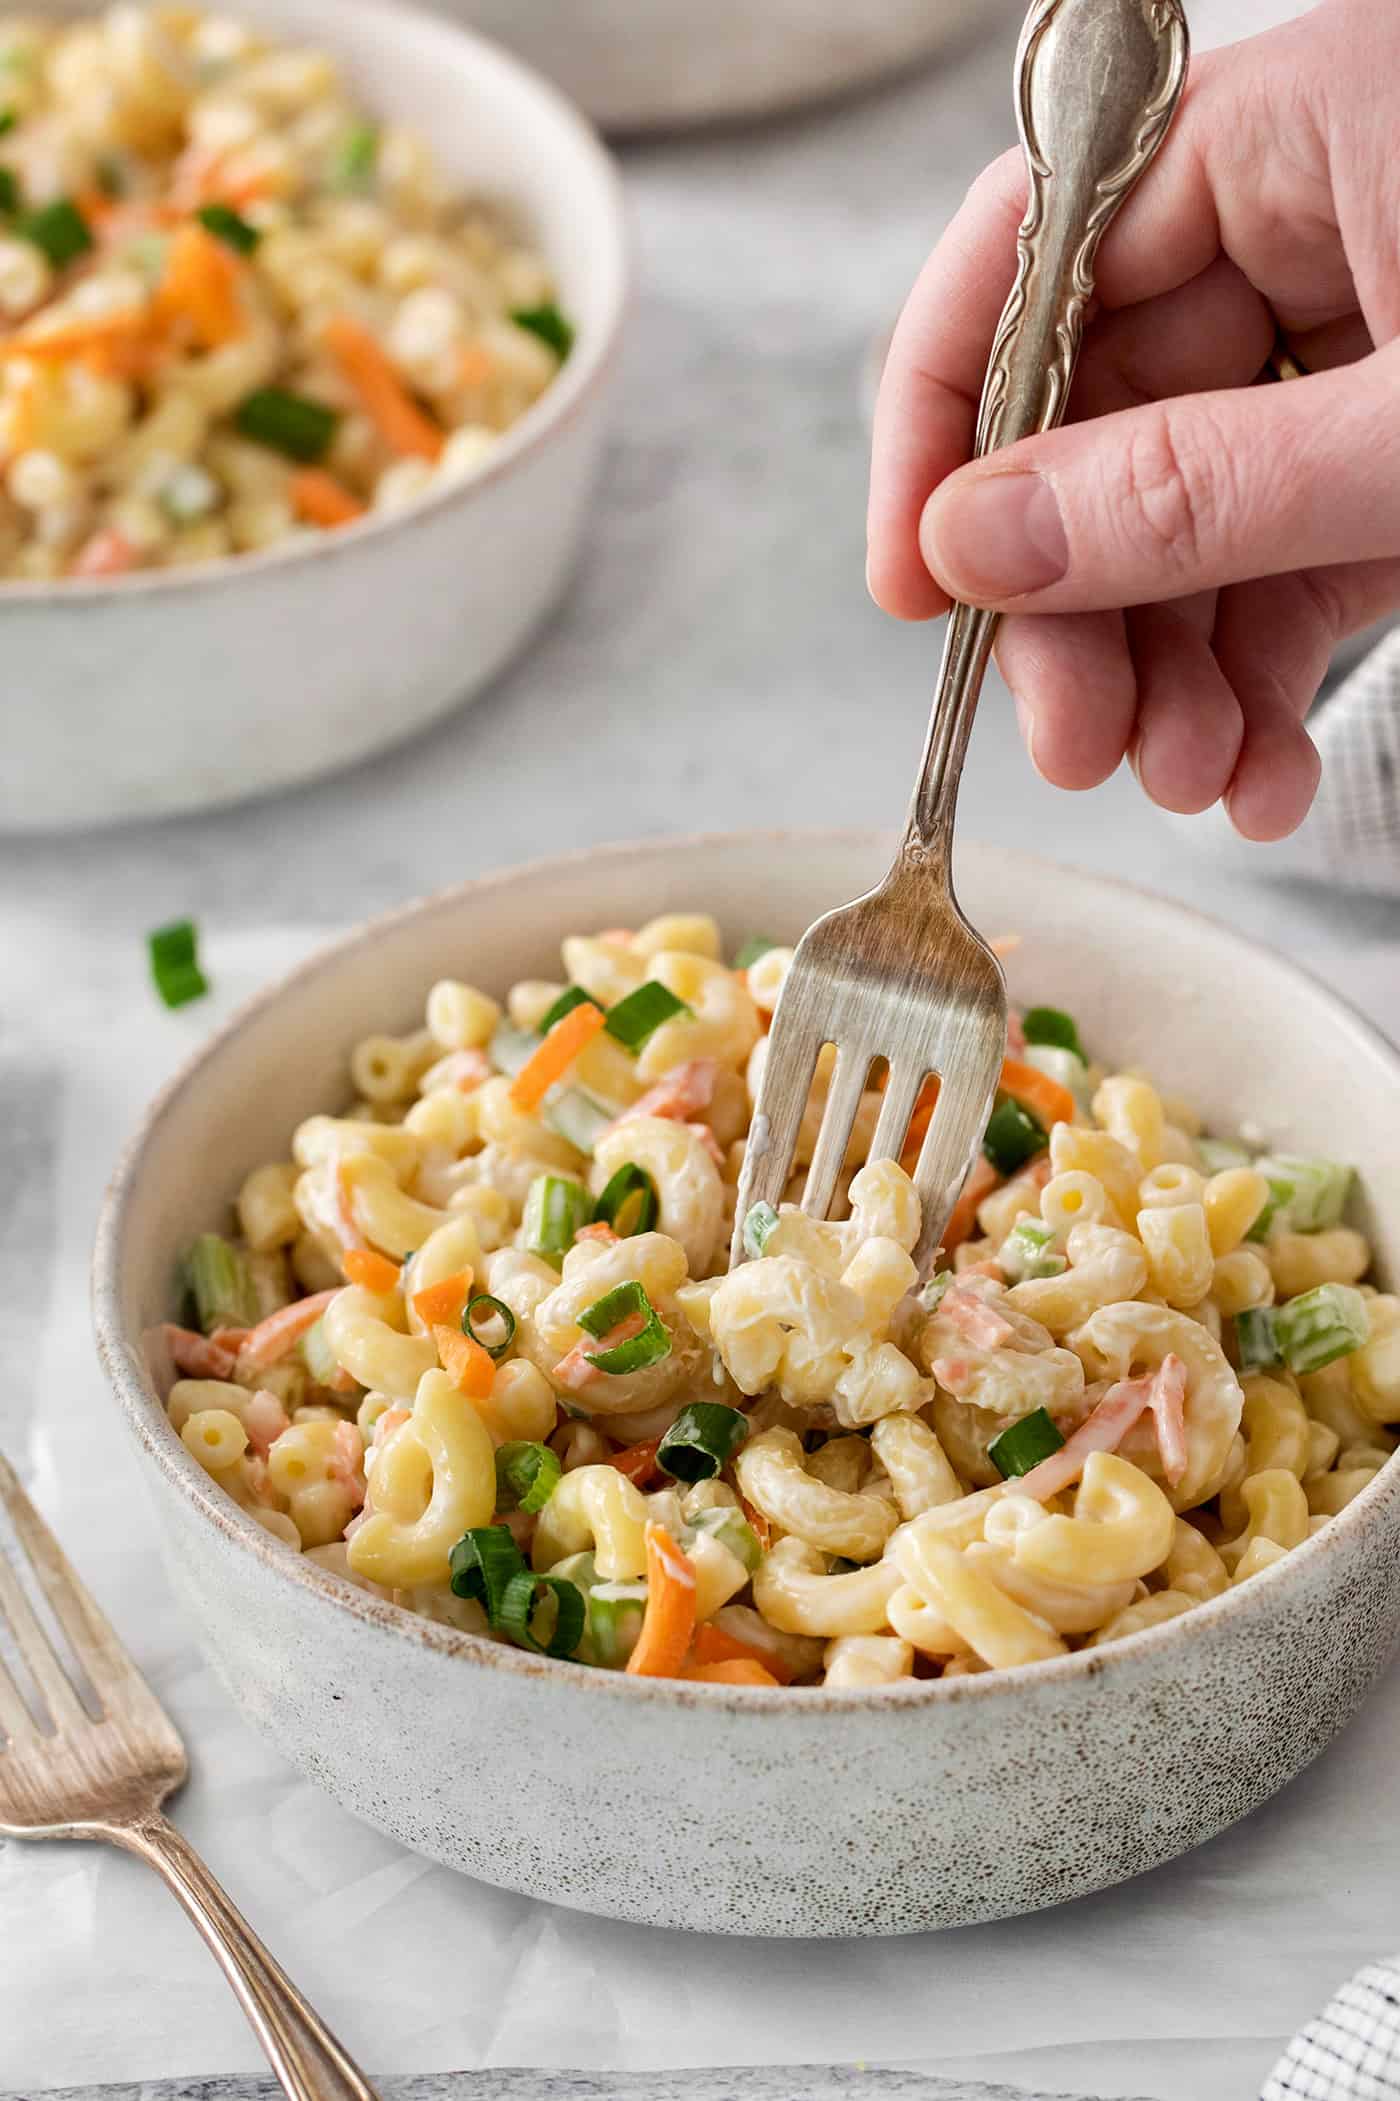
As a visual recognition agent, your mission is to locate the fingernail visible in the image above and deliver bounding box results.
[922,471,1069,602]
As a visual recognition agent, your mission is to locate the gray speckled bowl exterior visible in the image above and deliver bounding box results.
[93,833,1400,1937]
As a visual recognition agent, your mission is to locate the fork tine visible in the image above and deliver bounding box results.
[864,1060,926,1174]
[0,1452,142,1720]
[0,1644,39,1745]
[0,1541,89,1734]
[730,1009,822,1261]
[800,1045,870,1222]
[909,1062,1000,1273]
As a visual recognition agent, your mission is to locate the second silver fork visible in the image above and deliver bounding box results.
[734,0,1190,1275]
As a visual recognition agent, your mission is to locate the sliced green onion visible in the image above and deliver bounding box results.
[984,1097,1047,1177]
[733,935,779,970]
[1198,1138,1254,1176]
[332,121,379,191]
[197,201,260,254]
[488,1020,538,1076]
[988,1408,1066,1479]
[0,166,18,216]
[234,385,339,463]
[919,1271,952,1315]
[593,1163,658,1237]
[604,981,689,1052]
[742,1201,779,1259]
[537,986,603,1034]
[1275,1283,1370,1375]
[463,1292,516,1361]
[184,1233,259,1333]
[147,917,208,1008]
[497,1568,585,1657]
[576,1279,672,1374]
[657,1401,748,1484]
[0,109,15,139]
[1021,1042,1092,1114]
[494,1439,561,1515]
[586,1579,648,1668]
[688,1503,761,1573]
[545,1085,614,1156]
[511,301,574,359]
[1247,1155,1355,1240]
[998,1218,1067,1283]
[1235,1306,1280,1371]
[300,1314,343,1389]
[1021,1007,1084,1060]
[94,151,126,198]
[523,1174,591,1266]
[448,1524,524,1614]
[18,196,92,266]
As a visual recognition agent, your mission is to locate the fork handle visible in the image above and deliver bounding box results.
[903,0,1189,868]
[111,1813,381,2100]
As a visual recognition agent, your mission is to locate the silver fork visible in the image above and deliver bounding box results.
[733,0,1190,1276]
[0,1451,379,2101]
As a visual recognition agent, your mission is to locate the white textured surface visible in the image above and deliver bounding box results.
[1,0,1389,2095]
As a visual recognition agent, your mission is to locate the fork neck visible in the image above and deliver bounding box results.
[899,599,1000,884]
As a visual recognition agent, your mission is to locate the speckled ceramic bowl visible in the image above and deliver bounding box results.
[93,832,1400,1937]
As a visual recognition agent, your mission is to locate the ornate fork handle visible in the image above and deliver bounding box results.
[904,0,1189,874]
[112,1814,380,2100]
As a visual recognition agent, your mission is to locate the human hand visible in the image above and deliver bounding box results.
[867,0,1400,839]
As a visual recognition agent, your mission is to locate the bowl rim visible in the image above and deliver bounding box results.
[92,826,1400,1713]
[0,0,629,608]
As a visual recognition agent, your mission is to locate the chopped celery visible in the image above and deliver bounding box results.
[184,1233,259,1333]
[1275,1283,1370,1374]
[301,1315,344,1389]
[1198,1138,1254,1176]
[998,1218,1067,1282]
[1249,1155,1355,1239]
[546,1085,614,1155]
[523,1174,591,1266]
[488,1021,539,1075]
[689,1503,761,1574]
[1234,1306,1280,1371]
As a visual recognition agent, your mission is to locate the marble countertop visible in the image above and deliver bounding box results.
[3,2,1388,2098]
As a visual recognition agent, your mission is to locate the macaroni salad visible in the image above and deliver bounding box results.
[159,915,1399,1690]
[0,7,568,579]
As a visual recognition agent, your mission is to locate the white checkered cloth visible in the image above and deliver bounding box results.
[1263,1956,1400,2098]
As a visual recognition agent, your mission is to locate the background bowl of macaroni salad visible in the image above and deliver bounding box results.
[2,0,626,831]
[94,832,1400,1937]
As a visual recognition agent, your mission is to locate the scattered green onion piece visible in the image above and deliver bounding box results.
[0,166,21,217]
[997,1219,1067,1283]
[1247,1155,1355,1241]
[604,981,689,1052]
[988,1408,1066,1480]
[593,1163,658,1238]
[586,1579,648,1668]
[487,1020,538,1076]
[19,195,91,266]
[94,151,126,197]
[576,1279,672,1374]
[1021,1007,1084,1060]
[742,1200,779,1259]
[333,121,379,191]
[494,1439,561,1515]
[300,1314,343,1389]
[657,1402,749,1484]
[197,200,260,254]
[463,1292,516,1361]
[523,1174,592,1267]
[733,935,779,970]
[1021,1042,1092,1113]
[184,1233,259,1333]
[688,1503,761,1574]
[545,1085,614,1156]
[234,385,339,463]
[983,1097,1047,1177]
[511,301,574,359]
[496,1569,585,1657]
[448,1524,524,1613]
[1234,1306,1281,1372]
[1274,1283,1370,1375]
[147,917,208,1008]
[537,985,603,1034]
[1198,1138,1254,1176]
[919,1272,952,1314]
[0,109,14,139]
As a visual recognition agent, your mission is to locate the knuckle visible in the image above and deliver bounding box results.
[1116,406,1226,579]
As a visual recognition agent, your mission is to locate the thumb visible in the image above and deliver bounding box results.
[918,342,1400,613]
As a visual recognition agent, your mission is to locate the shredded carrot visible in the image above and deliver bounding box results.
[237,1289,342,1370]
[74,185,118,227]
[155,223,244,349]
[999,1057,1076,1134]
[509,999,608,1112]
[939,1156,1002,1257]
[574,1222,619,1248]
[0,307,150,362]
[738,1494,772,1550]
[162,1324,238,1380]
[433,1322,495,1400]
[605,1437,661,1486]
[688,1621,791,1685]
[323,311,444,461]
[208,1325,251,1353]
[625,1523,697,1679]
[553,1309,645,1393]
[682,1658,781,1688]
[344,1248,401,1294]
[290,467,365,529]
[8,371,39,451]
[70,527,139,578]
[412,1270,473,1326]
[899,1074,943,1172]
[456,343,493,387]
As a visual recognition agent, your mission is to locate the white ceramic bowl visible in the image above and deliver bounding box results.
[4,0,626,834]
[93,832,1400,1937]
[429,0,1022,131]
